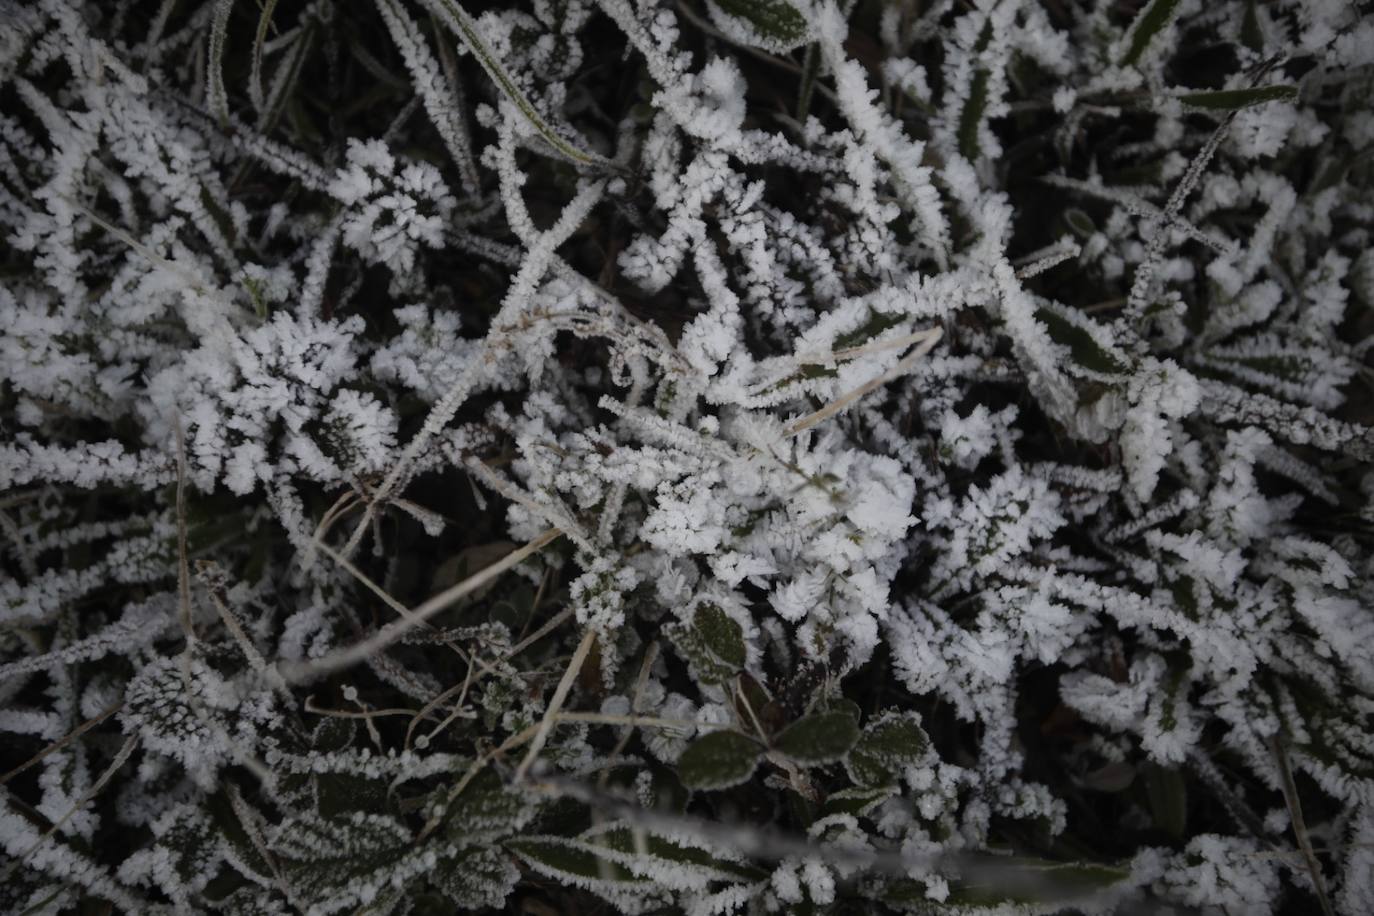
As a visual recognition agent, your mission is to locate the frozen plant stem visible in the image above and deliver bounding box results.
[280,527,564,682]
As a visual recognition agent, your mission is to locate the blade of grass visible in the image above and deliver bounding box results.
[783,327,943,437]
[248,0,280,115]
[422,0,619,171]
[207,0,234,124]
[1272,736,1337,916]
[279,527,564,682]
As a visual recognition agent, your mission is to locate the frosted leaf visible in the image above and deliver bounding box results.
[269,812,425,915]
[705,1,813,54]
[1153,835,1280,915]
[772,710,859,764]
[667,599,749,686]
[677,730,764,790]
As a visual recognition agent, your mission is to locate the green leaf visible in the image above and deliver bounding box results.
[822,696,864,724]
[123,656,232,770]
[1240,0,1263,51]
[958,68,990,161]
[677,729,764,790]
[822,784,895,818]
[270,812,422,909]
[433,845,519,910]
[772,711,860,764]
[315,772,389,818]
[121,804,222,905]
[1179,85,1297,111]
[1120,0,1185,67]
[945,856,1132,906]
[706,0,814,54]
[691,602,746,668]
[833,309,906,351]
[506,835,647,885]
[668,602,747,685]
[846,711,932,788]
[207,791,274,884]
[1034,305,1130,376]
[444,768,535,845]
[586,826,768,885]
[1143,763,1187,840]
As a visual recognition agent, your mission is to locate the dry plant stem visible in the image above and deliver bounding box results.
[0,735,138,885]
[797,326,944,367]
[784,327,944,437]
[341,180,606,559]
[405,606,573,750]
[1271,736,1336,916]
[306,489,360,567]
[564,711,704,730]
[513,566,552,645]
[1124,112,1237,319]
[311,539,471,665]
[75,200,242,327]
[417,697,478,746]
[733,676,770,741]
[0,491,40,511]
[303,696,430,721]
[513,627,597,784]
[1187,749,1275,844]
[280,527,564,682]
[406,676,471,750]
[600,642,660,788]
[0,700,123,785]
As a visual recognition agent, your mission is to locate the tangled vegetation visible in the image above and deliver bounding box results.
[2,0,1374,913]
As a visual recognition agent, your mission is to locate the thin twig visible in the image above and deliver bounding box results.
[303,696,429,721]
[0,701,123,785]
[505,607,574,659]
[0,735,138,886]
[783,327,943,437]
[279,527,564,682]
[405,677,472,751]
[513,628,596,784]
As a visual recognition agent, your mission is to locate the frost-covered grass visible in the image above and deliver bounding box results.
[2,0,1374,913]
